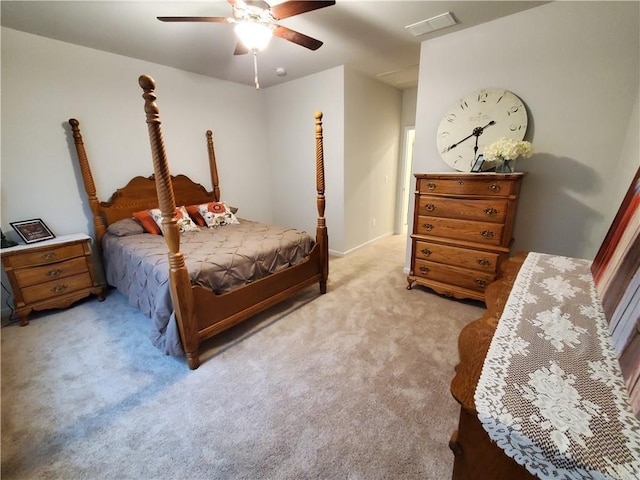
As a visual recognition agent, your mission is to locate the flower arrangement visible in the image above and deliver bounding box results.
[483,138,533,173]
[484,138,533,162]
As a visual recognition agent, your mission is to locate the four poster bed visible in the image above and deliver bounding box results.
[69,74,328,369]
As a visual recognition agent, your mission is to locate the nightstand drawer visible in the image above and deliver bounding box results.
[7,243,85,268]
[414,259,495,292]
[21,272,93,304]
[416,216,505,246]
[414,240,500,273]
[14,257,88,288]
[417,196,507,223]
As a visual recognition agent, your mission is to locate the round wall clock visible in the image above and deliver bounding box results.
[436,88,528,172]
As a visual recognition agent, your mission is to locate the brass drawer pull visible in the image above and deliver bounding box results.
[422,223,434,231]
[420,266,430,274]
[489,184,501,192]
[484,207,498,216]
[421,248,432,256]
[427,182,436,190]
[481,230,495,238]
[477,259,491,267]
[42,252,57,260]
[475,279,488,287]
[424,203,436,212]
[52,284,68,293]
[47,269,63,277]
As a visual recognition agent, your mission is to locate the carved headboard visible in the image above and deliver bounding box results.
[69,119,220,247]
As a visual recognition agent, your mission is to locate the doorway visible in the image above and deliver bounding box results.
[396,126,415,235]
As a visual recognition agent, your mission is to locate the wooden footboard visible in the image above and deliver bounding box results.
[137,75,328,369]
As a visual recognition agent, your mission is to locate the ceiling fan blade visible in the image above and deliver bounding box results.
[157,16,231,23]
[234,41,249,55]
[271,1,336,20]
[273,25,323,50]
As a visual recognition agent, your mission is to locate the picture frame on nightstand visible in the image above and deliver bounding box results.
[10,218,55,244]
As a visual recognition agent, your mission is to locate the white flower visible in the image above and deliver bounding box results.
[484,137,533,162]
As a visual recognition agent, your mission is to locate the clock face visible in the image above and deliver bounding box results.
[436,88,528,172]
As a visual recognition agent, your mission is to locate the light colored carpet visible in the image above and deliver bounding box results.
[1,234,485,479]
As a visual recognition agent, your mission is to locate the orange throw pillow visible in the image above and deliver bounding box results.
[132,210,162,235]
[185,204,206,227]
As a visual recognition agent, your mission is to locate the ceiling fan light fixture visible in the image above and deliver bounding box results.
[234,21,273,51]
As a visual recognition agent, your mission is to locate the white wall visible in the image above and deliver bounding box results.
[264,66,403,255]
[410,1,639,265]
[263,66,345,252]
[401,88,417,128]
[344,68,402,252]
[1,26,406,260]
[1,27,272,240]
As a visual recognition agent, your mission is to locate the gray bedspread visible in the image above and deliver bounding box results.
[102,220,314,356]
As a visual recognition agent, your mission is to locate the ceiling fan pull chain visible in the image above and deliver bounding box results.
[253,51,260,90]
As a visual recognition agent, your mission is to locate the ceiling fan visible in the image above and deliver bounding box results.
[158,0,336,55]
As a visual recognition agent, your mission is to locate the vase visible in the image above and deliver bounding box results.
[495,158,516,173]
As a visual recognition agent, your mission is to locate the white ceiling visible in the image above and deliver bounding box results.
[1,1,547,89]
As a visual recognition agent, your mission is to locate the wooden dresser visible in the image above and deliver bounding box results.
[1,233,104,325]
[407,173,524,302]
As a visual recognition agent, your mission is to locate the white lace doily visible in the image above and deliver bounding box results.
[475,252,640,479]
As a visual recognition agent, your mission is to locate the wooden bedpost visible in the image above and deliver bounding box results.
[315,111,329,294]
[205,130,221,202]
[138,74,201,369]
[68,118,107,250]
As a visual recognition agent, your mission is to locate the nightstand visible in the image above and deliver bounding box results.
[1,233,104,325]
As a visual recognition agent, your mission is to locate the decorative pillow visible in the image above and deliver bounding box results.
[196,202,240,228]
[186,203,239,227]
[132,210,162,235]
[107,218,145,237]
[149,206,200,233]
[185,204,206,227]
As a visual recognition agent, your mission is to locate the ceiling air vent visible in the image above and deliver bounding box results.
[405,12,456,37]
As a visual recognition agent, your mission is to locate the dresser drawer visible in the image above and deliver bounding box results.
[417,178,515,197]
[416,216,505,246]
[414,240,500,274]
[14,257,88,288]
[7,243,85,268]
[417,196,507,223]
[413,259,495,292]
[21,272,93,304]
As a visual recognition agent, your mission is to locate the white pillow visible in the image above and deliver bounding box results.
[196,202,240,228]
[149,206,200,233]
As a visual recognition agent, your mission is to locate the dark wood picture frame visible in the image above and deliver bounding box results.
[10,218,55,244]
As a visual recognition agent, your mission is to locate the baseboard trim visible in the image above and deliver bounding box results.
[330,232,394,257]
